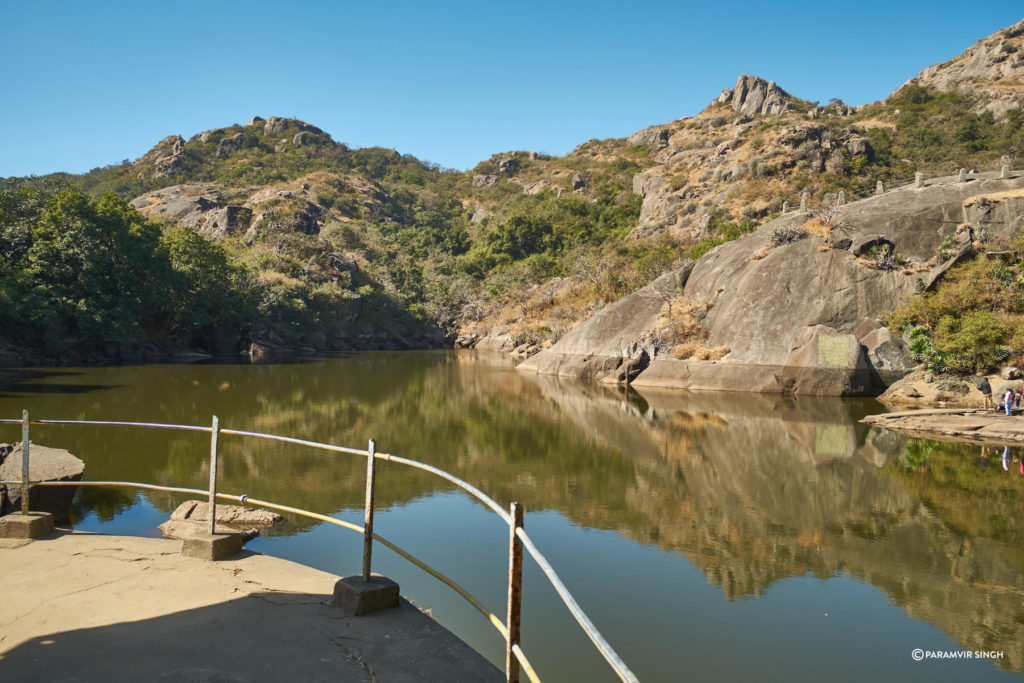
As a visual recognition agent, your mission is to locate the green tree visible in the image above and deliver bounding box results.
[161,226,250,337]
[14,189,168,341]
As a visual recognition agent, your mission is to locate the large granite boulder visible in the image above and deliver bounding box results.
[517,267,692,379]
[263,117,324,136]
[855,319,917,388]
[215,133,244,158]
[157,500,283,540]
[0,442,84,521]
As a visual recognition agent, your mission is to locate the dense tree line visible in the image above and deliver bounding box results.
[0,184,248,346]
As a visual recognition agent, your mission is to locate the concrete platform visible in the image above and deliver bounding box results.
[0,530,502,682]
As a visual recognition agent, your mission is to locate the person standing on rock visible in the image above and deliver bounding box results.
[980,377,993,408]
[1005,388,1015,416]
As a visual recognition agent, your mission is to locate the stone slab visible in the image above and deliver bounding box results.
[0,511,54,538]
[0,442,84,520]
[181,531,248,560]
[332,574,401,615]
[862,408,1024,445]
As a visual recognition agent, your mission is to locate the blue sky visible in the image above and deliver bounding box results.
[1,1,1022,177]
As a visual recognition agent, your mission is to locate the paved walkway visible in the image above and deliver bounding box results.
[0,530,502,682]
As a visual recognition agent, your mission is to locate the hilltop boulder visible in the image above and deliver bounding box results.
[717,75,793,116]
[263,117,324,136]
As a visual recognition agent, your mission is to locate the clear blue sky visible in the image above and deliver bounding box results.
[1,1,1022,177]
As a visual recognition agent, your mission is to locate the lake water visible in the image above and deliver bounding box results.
[1,351,1022,682]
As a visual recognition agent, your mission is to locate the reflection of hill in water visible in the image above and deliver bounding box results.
[536,382,1024,673]
[3,352,1023,672]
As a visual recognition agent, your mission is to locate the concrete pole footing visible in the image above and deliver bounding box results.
[0,512,55,539]
[332,575,400,616]
[182,532,249,560]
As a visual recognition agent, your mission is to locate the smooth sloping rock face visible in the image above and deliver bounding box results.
[517,267,691,379]
[778,326,871,396]
[527,174,1024,395]
[0,442,84,519]
[682,222,918,370]
[663,176,1024,389]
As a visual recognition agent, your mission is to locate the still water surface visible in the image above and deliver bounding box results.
[1,351,1022,682]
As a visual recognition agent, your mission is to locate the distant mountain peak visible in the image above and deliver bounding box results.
[713,74,797,117]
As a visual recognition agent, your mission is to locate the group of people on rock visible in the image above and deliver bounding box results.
[978,378,1022,415]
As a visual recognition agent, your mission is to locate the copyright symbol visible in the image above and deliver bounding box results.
[912,649,924,661]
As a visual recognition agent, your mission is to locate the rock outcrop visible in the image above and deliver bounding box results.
[717,74,793,116]
[0,442,84,521]
[517,267,691,381]
[131,172,387,242]
[522,173,1024,395]
[157,500,283,540]
[912,19,1024,116]
[131,184,252,240]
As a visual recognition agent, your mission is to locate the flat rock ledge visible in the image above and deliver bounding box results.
[158,500,284,540]
[861,408,1024,445]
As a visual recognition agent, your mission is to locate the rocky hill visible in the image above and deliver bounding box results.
[3,19,1024,377]
[912,19,1024,116]
[522,170,1024,394]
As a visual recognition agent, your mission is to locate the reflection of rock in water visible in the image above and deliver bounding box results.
[528,381,1024,672]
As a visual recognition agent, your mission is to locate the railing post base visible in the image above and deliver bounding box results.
[0,511,54,539]
[332,574,399,616]
[181,531,249,561]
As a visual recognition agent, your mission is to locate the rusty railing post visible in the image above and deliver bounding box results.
[21,409,30,514]
[207,415,220,534]
[362,438,377,582]
[506,502,524,683]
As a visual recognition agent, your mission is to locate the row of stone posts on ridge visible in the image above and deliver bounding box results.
[780,162,1017,214]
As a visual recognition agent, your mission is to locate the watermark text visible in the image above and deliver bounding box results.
[911,649,1004,662]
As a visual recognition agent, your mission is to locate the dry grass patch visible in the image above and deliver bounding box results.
[652,296,731,360]
[802,217,833,240]
[671,341,731,360]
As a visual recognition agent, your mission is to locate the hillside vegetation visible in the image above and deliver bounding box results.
[3,19,1024,368]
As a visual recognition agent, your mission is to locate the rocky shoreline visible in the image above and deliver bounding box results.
[861,407,1024,445]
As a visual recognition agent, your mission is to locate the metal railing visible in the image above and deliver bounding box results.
[0,411,638,683]
[779,160,1023,214]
